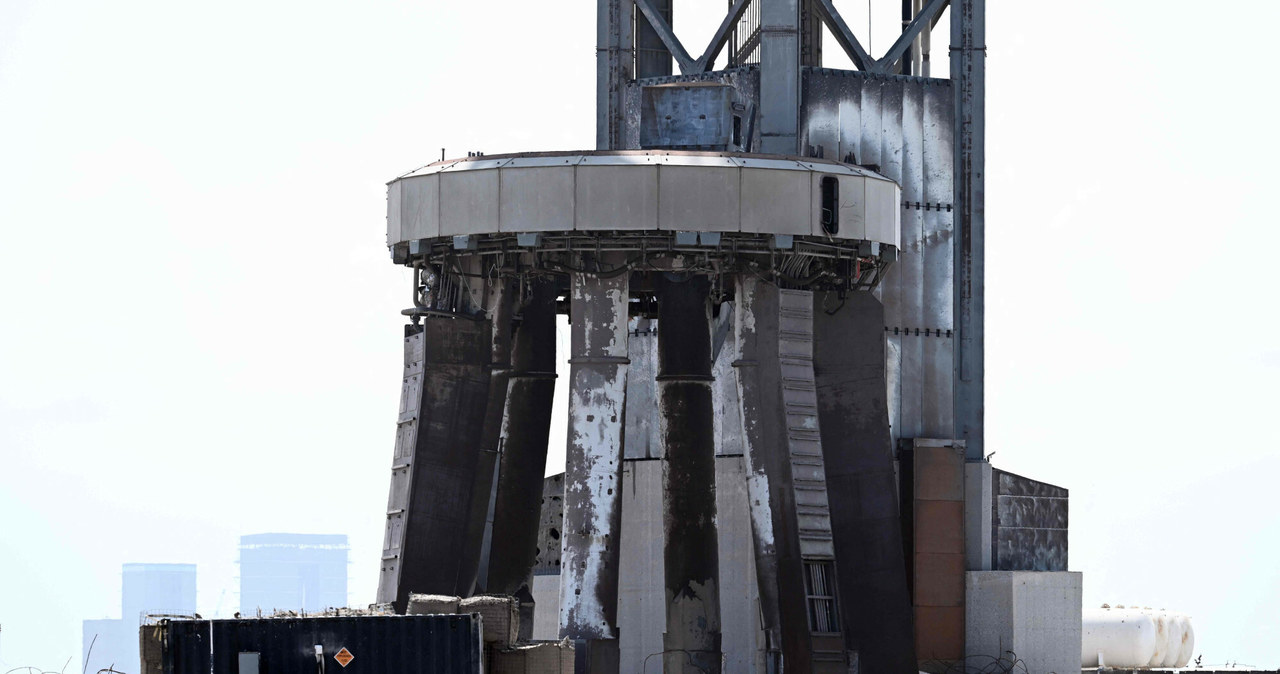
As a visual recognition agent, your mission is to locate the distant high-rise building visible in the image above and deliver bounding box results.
[82,563,196,673]
[238,533,348,614]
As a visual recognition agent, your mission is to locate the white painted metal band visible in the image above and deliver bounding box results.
[387,151,901,249]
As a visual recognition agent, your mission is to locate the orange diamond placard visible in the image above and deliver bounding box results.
[334,648,354,668]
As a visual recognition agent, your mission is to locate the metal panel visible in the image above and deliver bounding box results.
[921,80,955,437]
[832,175,865,241]
[858,78,882,169]
[658,165,740,231]
[741,169,809,234]
[400,175,440,241]
[866,179,901,250]
[499,167,575,233]
[640,84,734,149]
[160,615,483,674]
[387,180,402,246]
[440,170,499,236]
[574,165,658,230]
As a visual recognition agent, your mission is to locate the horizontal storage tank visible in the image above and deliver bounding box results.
[1081,606,1194,669]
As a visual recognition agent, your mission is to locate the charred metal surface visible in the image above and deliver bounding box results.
[457,275,516,596]
[734,277,846,673]
[377,316,494,612]
[812,291,917,672]
[992,469,1068,572]
[486,279,560,598]
[624,70,760,150]
[560,254,629,673]
[800,69,955,447]
[656,275,722,673]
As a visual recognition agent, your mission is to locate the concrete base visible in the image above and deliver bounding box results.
[531,574,560,641]
[965,571,1082,674]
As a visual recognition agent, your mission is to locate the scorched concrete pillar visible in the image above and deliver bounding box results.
[656,274,722,674]
[560,255,629,674]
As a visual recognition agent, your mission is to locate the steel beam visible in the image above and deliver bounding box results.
[951,0,984,460]
[596,0,632,149]
[634,0,696,74]
[560,254,630,674]
[656,274,722,674]
[484,280,559,609]
[813,291,917,672]
[693,0,754,72]
[759,0,802,154]
[635,0,674,78]
[812,0,875,71]
[876,0,948,74]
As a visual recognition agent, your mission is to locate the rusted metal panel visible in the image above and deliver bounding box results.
[812,291,917,673]
[560,257,630,665]
[914,605,965,661]
[903,440,966,666]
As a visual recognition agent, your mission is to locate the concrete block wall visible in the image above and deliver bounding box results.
[965,571,1082,674]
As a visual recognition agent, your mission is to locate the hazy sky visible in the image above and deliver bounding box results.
[2,0,1277,670]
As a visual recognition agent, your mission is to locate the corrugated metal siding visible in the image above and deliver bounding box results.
[801,68,954,445]
[161,615,483,674]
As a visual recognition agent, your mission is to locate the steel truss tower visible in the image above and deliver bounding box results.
[377,0,983,671]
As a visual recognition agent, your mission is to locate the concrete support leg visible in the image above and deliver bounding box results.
[657,275,722,674]
[812,291,917,672]
[560,256,629,674]
[486,279,560,618]
[732,277,818,673]
[376,312,495,611]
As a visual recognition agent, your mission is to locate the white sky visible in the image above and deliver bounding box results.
[2,0,1277,670]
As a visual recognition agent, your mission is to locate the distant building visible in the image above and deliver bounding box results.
[239,533,348,614]
[82,563,196,673]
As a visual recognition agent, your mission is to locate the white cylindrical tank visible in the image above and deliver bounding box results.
[1082,608,1157,668]
[1176,614,1195,667]
[1082,606,1195,669]
[1159,613,1183,667]
[1147,611,1170,666]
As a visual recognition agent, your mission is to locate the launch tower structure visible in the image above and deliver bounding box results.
[377,0,986,672]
